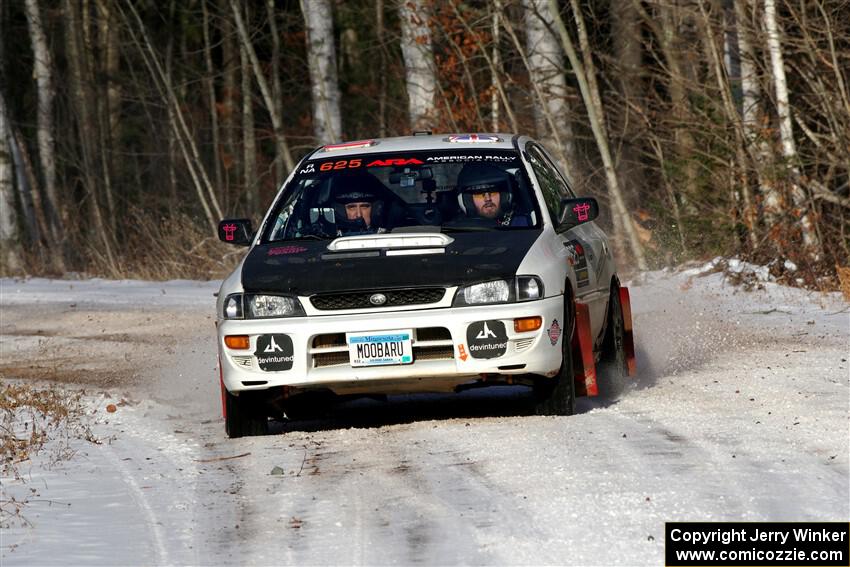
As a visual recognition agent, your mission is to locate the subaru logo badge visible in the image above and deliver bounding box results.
[369,293,387,306]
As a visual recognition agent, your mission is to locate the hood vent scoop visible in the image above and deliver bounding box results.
[327,233,454,252]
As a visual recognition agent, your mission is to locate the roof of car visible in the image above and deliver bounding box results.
[307,133,521,160]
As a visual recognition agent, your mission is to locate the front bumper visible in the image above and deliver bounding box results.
[218,295,565,394]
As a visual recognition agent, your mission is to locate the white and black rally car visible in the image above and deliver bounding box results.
[216,134,635,437]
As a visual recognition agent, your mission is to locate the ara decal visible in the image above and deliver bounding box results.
[365,158,424,167]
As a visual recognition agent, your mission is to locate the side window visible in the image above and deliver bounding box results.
[526,144,570,225]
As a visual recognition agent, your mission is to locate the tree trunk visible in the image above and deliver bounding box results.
[300,0,342,143]
[398,0,437,132]
[65,0,117,272]
[610,0,647,220]
[763,0,820,255]
[491,0,502,132]
[220,0,238,209]
[522,0,581,183]
[202,0,223,195]
[0,85,21,272]
[548,0,648,270]
[23,0,64,256]
[734,0,773,237]
[376,0,388,137]
[266,0,285,182]
[241,40,258,215]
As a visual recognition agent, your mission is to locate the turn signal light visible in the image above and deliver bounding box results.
[514,316,542,332]
[224,335,250,350]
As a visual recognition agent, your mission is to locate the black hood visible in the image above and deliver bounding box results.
[241,230,541,295]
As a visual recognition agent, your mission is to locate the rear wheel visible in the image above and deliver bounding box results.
[533,301,575,416]
[224,389,269,438]
[599,284,628,398]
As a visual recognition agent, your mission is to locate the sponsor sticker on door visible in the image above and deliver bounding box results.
[347,329,413,367]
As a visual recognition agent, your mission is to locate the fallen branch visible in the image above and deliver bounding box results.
[194,452,250,463]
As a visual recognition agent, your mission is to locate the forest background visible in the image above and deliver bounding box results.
[1,0,848,290]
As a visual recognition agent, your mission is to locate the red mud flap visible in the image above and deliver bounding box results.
[219,356,227,419]
[572,302,598,397]
[619,287,637,377]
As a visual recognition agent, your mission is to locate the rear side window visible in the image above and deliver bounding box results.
[525,144,573,225]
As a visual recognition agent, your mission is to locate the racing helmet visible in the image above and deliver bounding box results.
[331,173,386,232]
[456,163,513,217]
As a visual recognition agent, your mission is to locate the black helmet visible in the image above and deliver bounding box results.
[456,163,513,217]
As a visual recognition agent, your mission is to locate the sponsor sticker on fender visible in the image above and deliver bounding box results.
[255,334,294,371]
[466,320,508,359]
[548,319,562,345]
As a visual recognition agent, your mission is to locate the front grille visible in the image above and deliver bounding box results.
[311,327,454,368]
[310,288,445,311]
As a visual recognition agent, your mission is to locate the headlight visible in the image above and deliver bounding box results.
[223,294,243,319]
[462,280,511,304]
[246,294,305,318]
[222,293,305,319]
[453,277,544,306]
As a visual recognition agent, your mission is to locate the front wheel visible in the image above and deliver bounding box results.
[224,389,269,438]
[533,305,575,416]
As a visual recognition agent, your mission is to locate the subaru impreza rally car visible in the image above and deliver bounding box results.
[216,134,635,437]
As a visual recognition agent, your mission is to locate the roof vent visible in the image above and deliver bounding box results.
[413,130,432,136]
[322,140,376,152]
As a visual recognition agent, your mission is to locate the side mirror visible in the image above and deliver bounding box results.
[558,197,599,231]
[218,219,254,246]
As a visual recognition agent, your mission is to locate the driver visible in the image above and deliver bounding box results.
[332,178,387,235]
[457,163,528,227]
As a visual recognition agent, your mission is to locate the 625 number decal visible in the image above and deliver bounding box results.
[320,159,362,171]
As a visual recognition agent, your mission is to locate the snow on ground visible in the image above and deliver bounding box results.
[0,264,847,566]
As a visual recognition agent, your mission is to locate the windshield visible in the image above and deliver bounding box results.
[262,149,540,242]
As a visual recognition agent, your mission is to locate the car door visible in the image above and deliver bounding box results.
[524,142,611,340]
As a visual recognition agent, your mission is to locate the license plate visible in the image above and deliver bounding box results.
[346,329,413,367]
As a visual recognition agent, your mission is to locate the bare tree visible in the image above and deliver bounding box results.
[763,0,820,256]
[23,0,64,254]
[0,87,21,272]
[514,0,580,181]
[231,1,296,171]
[548,0,648,270]
[301,0,342,143]
[399,0,437,131]
[241,39,258,214]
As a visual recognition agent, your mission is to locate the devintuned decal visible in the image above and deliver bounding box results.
[548,319,562,345]
[565,239,590,288]
[268,245,307,256]
[255,334,294,371]
[466,320,508,359]
[457,344,469,361]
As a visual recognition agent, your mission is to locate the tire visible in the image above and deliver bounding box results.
[599,284,628,398]
[533,301,575,416]
[224,389,269,438]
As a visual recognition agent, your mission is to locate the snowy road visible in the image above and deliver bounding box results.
[1,266,848,565]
